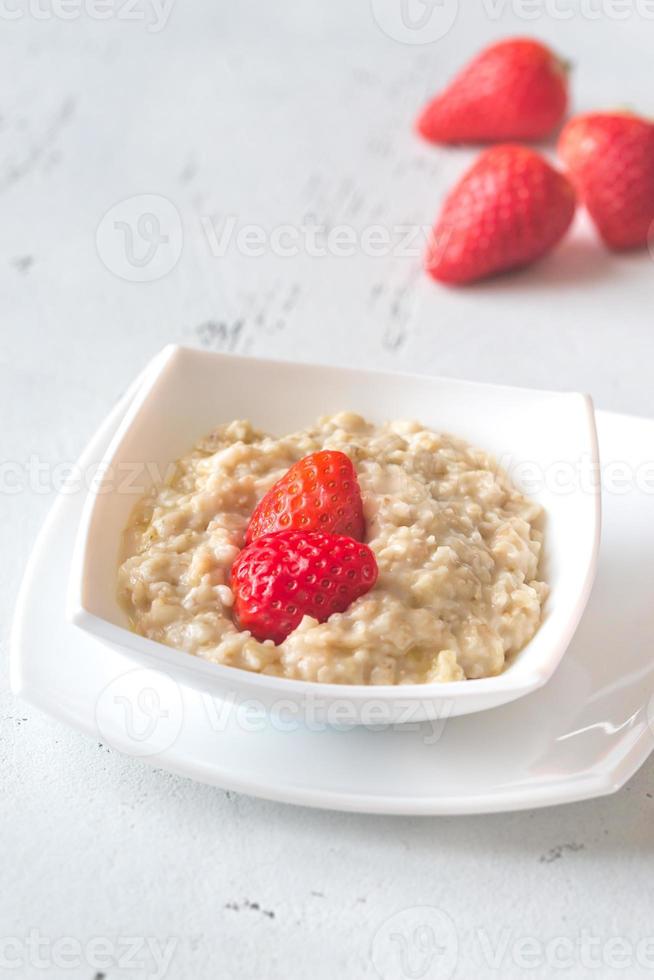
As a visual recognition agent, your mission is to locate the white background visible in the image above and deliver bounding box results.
[1,1,653,978]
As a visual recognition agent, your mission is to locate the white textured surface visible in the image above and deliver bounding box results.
[2,3,653,978]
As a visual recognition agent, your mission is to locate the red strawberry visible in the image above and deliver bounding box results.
[416,38,568,145]
[246,450,364,544]
[425,145,576,285]
[231,530,378,645]
[558,111,654,250]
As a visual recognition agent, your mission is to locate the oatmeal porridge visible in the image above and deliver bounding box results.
[117,412,547,684]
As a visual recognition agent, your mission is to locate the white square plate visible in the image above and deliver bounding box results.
[10,387,654,814]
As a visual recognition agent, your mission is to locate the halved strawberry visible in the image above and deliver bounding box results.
[231,530,378,645]
[246,450,365,544]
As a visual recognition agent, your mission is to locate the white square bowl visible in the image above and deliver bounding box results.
[68,345,600,722]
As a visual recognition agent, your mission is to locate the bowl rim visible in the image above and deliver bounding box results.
[68,344,602,703]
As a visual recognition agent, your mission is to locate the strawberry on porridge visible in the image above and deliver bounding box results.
[117,412,548,685]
